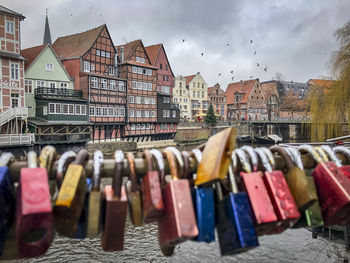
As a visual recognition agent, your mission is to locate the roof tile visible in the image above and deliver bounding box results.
[21,44,47,70]
[225,79,257,104]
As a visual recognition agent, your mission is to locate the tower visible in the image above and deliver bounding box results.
[43,9,52,45]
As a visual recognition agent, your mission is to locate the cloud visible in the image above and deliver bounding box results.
[3,0,350,88]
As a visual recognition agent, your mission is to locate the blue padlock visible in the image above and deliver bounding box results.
[189,149,215,243]
[73,178,92,239]
[0,153,16,256]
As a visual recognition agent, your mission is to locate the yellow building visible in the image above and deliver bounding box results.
[173,72,208,120]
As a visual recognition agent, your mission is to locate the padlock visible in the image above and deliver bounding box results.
[54,149,89,237]
[126,152,143,227]
[0,152,16,256]
[299,145,350,226]
[186,149,215,243]
[285,147,324,228]
[196,127,236,185]
[141,150,164,223]
[56,151,77,189]
[16,150,53,258]
[87,150,103,238]
[158,148,198,247]
[216,151,259,256]
[255,147,300,232]
[333,146,350,179]
[235,148,277,235]
[101,150,127,251]
[270,145,317,212]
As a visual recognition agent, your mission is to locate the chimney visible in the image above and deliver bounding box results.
[121,46,124,62]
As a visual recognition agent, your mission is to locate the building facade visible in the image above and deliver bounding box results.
[53,24,127,141]
[261,80,280,121]
[0,5,34,146]
[208,83,227,121]
[226,79,267,121]
[116,40,157,140]
[21,44,90,144]
[145,43,179,139]
[173,75,191,119]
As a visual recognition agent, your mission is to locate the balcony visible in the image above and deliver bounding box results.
[35,87,83,100]
[0,133,35,147]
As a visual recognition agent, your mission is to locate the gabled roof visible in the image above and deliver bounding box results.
[307,79,336,88]
[21,44,47,70]
[0,5,25,20]
[184,74,196,85]
[52,24,105,59]
[261,81,279,101]
[115,39,153,67]
[208,84,224,96]
[145,43,175,77]
[225,79,257,104]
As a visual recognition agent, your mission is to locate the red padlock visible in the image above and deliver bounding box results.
[16,150,53,258]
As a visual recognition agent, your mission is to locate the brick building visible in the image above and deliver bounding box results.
[261,80,280,121]
[145,43,179,139]
[0,5,34,146]
[53,24,127,141]
[208,83,227,121]
[116,40,158,139]
[226,79,267,121]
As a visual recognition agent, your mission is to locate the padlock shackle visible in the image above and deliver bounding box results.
[228,164,238,194]
[73,149,89,166]
[39,145,57,177]
[163,149,179,180]
[254,148,272,172]
[320,145,341,167]
[166,147,184,179]
[285,147,303,169]
[143,150,154,172]
[126,152,139,192]
[150,149,165,186]
[333,146,350,165]
[298,145,323,163]
[270,145,295,171]
[56,151,76,188]
[215,181,224,201]
[0,152,14,166]
[234,149,252,173]
[113,150,124,199]
[242,146,259,172]
[181,151,192,182]
[93,150,104,190]
[314,147,329,162]
[27,151,38,168]
[261,147,276,170]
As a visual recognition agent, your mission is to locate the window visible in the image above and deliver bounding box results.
[130,110,135,117]
[6,21,14,34]
[193,91,195,97]
[146,124,150,130]
[129,96,134,103]
[25,80,33,94]
[83,61,90,72]
[136,124,141,130]
[167,76,169,81]
[147,69,152,76]
[167,97,170,103]
[49,82,56,89]
[131,124,136,130]
[110,80,116,90]
[197,91,200,97]
[132,81,137,89]
[109,66,115,75]
[137,82,142,90]
[96,49,100,56]
[109,108,114,116]
[184,98,188,102]
[90,106,95,116]
[118,81,125,91]
[173,97,177,102]
[144,97,149,104]
[46,63,53,71]
[193,83,195,88]
[136,110,141,117]
[138,67,143,74]
[161,86,170,94]
[49,103,55,114]
[60,82,68,88]
[163,110,166,117]
[101,79,107,89]
[10,63,19,80]
[101,51,105,57]
[81,105,86,115]
[75,105,81,115]
[163,97,167,103]
[114,108,119,117]
[145,111,149,117]
[63,104,69,114]
[166,65,168,71]
[167,110,170,118]
[148,83,152,91]
[160,64,163,70]
[163,76,165,81]
[106,52,110,58]
[90,64,95,71]
[102,107,108,116]
[55,103,61,114]
[91,77,98,88]
[119,108,125,117]
[202,92,204,98]
[143,68,146,75]
[173,111,176,118]
[141,124,146,130]
[142,82,148,91]
[132,66,137,73]
[135,96,141,104]
[151,97,156,104]
[151,111,156,117]
[136,57,145,63]
[96,107,101,116]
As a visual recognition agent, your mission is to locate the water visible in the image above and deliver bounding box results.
[17,221,348,263]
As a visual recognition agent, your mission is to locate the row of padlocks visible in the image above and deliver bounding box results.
[1,127,350,259]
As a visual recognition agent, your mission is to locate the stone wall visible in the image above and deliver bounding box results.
[174,126,231,142]
[86,141,137,158]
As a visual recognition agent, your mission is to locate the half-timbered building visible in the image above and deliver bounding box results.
[116,40,158,141]
[53,24,127,141]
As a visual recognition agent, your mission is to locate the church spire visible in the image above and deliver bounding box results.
[43,9,52,45]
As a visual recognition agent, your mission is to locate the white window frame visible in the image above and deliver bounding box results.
[6,21,14,34]
[146,124,150,130]
[101,79,107,89]
[45,62,54,72]
[136,110,141,117]
[10,63,19,80]
[130,110,135,117]
[144,97,149,105]
[145,111,149,117]
[49,82,56,89]
[137,67,143,74]
[141,124,146,130]
[115,108,119,117]
[163,110,166,118]
[108,108,114,116]
[49,103,55,114]
[119,108,125,117]
[131,124,136,130]
[96,49,100,56]
[102,107,108,116]
[109,66,115,76]
[62,104,69,114]
[173,111,176,118]
[90,106,95,116]
[91,77,98,88]
[96,107,102,116]
[106,52,111,58]
[60,82,68,88]
[24,80,33,94]
[129,96,134,103]
[110,80,116,90]
[55,103,61,114]
[135,96,141,104]
[83,61,90,72]
[132,66,137,74]
[118,81,125,91]
[132,81,137,89]
[151,111,156,117]
[75,104,81,115]
[151,97,156,104]
[101,51,105,57]
[147,69,152,76]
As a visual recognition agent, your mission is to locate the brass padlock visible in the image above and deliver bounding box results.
[87,151,104,238]
[126,152,143,227]
[196,127,236,185]
[54,150,89,237]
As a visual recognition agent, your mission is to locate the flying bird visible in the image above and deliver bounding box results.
[232,77,235,81]
[256,62,260,67]
[249,76,253,79]
[264,67,268,72]
[230,70,234,74]
[201,53,204,56]
[182,39,185,42]
[250,39,253,44]
[254,51,256,55]
[218,73,222,77]
[70,14,73,16]
[226,43,230,46]
[99,14,102,16]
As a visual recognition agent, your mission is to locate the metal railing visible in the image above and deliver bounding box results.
[0,133,35,146]
[35,87,83,99]
[0,107,28,126]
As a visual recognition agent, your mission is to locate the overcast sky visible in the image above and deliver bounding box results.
[3,0,350,89]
